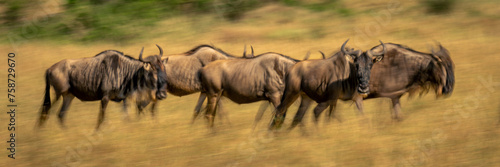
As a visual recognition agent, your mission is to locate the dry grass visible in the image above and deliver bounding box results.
[1,1,500,167]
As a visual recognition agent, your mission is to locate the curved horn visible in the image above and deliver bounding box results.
[139,47,144,62]
[319,51,326,59]
[341,39,350,56]
[250,45,254,57]
[370,40,386,57]
[156,44,163,57]
[303,51,311,60]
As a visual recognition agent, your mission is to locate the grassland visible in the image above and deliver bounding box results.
[1,1,500,166]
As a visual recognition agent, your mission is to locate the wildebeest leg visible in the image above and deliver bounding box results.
[289,96,313,130]
[391,97,404,120]
[39,69,67,127]
[354,96,372,127]
[205,96,216,127]
[57,93,75,128]
[313,101,330,125]
[253,102,270,130]
[38,93,62,127]
[268,91,283,122]
[270,90,300,129]
[263,91,286,129]
[213,91,224,126]
[354,96,365,115]
[268,92,282,109]
[206,90,223,128]
[149,100,158,121]
[216,100,231,125]
[96,97,109,130]
[136,100,146,117]
[192,93,207,124]
[326,100,340,122]
[122,99,131,121]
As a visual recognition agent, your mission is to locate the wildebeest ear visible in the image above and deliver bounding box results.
[157,57,168,71]
[374,55,384,62]
[343,53,353,61]
[370,40,386,63]
[345,51,359,61]
[349,53,358,60]
[143,63,152,71]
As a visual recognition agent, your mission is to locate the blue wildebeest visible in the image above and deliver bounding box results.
[291,43,454,125]
[270,40,387,129]
[199,52,301,127]
[37,45,168,130]
[124,45,252,120]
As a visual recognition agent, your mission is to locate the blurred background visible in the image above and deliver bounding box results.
[1,0,499,166]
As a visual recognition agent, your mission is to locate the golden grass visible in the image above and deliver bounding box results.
[1,2,500,167]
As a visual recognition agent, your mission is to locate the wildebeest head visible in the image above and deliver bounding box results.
[431,44,454,96]
[138,44,168,100]
[341,39,386,96]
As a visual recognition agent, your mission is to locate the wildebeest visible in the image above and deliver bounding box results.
[199,52,300,127]
[291,43,454,125]
[37,45,168,130]
[124,45,247,119]
[270,40,387,129]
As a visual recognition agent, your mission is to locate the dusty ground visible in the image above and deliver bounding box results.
[1,1,500,166]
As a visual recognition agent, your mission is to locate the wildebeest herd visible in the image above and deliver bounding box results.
[37,39,455,131]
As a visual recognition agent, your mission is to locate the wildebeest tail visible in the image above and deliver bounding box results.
[37,69,52,127]
[43,70,51,110]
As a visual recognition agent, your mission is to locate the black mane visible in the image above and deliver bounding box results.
[378,43,431,56]
[185,44,237,58]
[255,52,300,62]
[372,43,444,62]
[94,50,139,61]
